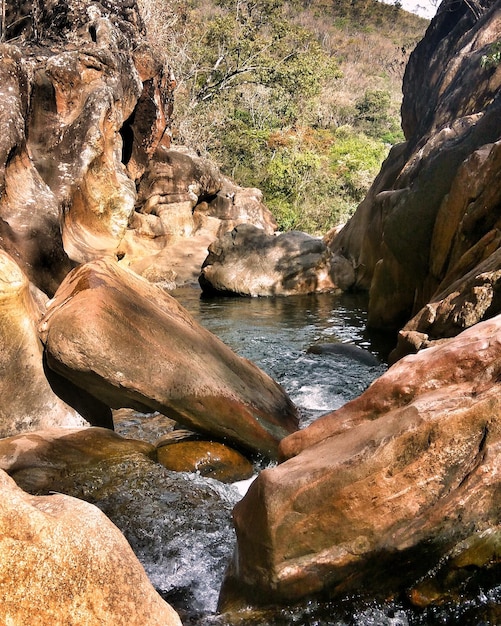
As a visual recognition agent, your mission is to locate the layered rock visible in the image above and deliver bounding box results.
[0,469,182,626]
[219,315,501,609]
[39,258,299,458]
[329,0,501,334]
[0,249,114,436]
[121,146,278,286]
[200,224,340,296]
[1,0,278,297]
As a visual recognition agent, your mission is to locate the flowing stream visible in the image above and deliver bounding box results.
[108,288,500,625]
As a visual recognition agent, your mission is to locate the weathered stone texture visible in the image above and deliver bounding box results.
[329,0,501,338]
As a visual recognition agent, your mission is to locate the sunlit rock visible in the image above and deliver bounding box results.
[39,258,299,458]
[122,147,278,287]
[199,224,339,296]
[156,432,254,483]
[220,315,501,608]
[0,469,182,626]
[0,45,72,295]
[0,249,103,436]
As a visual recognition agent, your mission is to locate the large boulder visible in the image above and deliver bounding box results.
[0,249,112,437]
[219,315,501,609]
[0,469,181,626]
[39,258,299,458]
[199,224,339,297]
[328,0,501,332]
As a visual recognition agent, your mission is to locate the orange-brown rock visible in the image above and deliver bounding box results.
[156,435,254,483]
[0,469,182,626]
[122,147,278,287]
[39,258,299,458]
[219,315,501,609]
[0,427,156,494]
[329,0,501,332]
[200,225,339,297]
[0,249,114,436]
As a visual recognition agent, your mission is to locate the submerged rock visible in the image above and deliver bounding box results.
[39,258,299,458]
[0,427,156,493]
[200,224,339,296]
[0,469,182,626]
[219,315,501,609]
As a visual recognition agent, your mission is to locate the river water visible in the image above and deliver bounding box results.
[108,288,500,625]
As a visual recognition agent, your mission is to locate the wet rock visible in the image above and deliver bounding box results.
[329,0,501,331]
[7,448,240,619]
[200,224,339,297]
[306,342,380,366]
[0,427,156,494]
[39,258,299,458]
[219,315,501,609]
[156,435,254,483]
[408,527,501,609]
[0,249,98,436]
[0,469,182,626]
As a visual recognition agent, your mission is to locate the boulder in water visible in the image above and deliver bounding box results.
[0,469,182,626]
[306,342,380,366]
[39,258,299,458]
[156,434,254,483]
[199,224,339,296]
[219,314,501,609]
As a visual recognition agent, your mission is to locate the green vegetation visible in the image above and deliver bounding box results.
[481,40,501,68]
[138,0,428,234]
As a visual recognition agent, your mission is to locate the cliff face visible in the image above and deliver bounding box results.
[329,0,501,347]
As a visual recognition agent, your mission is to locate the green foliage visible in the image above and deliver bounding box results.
[138,0,427,234]
[481,40,501,69]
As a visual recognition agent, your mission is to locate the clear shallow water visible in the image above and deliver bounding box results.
[174,288,389,427]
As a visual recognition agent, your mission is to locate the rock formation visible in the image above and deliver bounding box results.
[199,224,341,296]
[328,0,501,343]
[0,248,112,436]
[220,314,501,610]
[0,469,182,626]
[215,0,501,617]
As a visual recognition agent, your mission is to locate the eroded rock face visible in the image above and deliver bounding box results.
[219,315,501,609]
[0,469,182,626]
[329,0,501,333]
[0,249,109,436]
[200,224,339,296]
[39,258,299,458]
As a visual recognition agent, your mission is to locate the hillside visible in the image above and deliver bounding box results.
[138,0,428,233]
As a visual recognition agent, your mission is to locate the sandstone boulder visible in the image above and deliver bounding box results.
[39,258,299,458]
[199,224,339,296]
[219,315,501,609]
[0,469,181,626]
